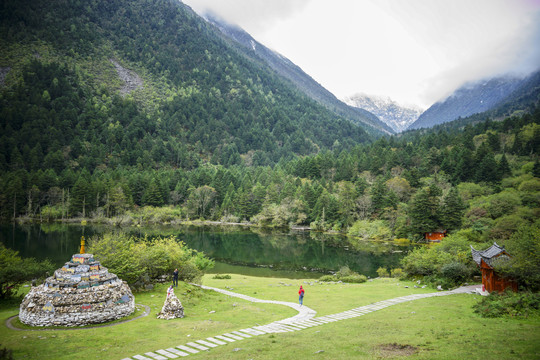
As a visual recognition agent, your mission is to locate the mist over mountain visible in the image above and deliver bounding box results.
[408,70,540,130]
[203,13,393,135]
[343,94,422,133]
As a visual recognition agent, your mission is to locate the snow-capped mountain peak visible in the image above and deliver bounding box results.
[343,93,422,133]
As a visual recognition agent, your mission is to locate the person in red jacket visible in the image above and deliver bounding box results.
[298,285,305,306]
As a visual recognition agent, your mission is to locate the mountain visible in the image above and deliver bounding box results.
[0,0,375,172]
[203,13,393,135]
[343,94,422,132]
[408,71,540,130]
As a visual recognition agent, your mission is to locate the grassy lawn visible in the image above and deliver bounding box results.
[1,276,538,359]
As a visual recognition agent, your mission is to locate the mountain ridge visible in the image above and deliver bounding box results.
[202,12,394,135]
[408,70,540,130]
[343,93,422,132]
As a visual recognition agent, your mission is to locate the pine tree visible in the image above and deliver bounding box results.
[408,186,442,238]
[142,178,164,207]
[70,176,92,217]
[475,152,500,183]
[498,154,512,178]
[441,187,466,231]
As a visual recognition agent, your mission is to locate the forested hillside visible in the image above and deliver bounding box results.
[205,14,393,134]
[0,0,371,174]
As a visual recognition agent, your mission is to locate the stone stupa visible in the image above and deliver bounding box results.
[157,286,184,320]
[19,237,135,327]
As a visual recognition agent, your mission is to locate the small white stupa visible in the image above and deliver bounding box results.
[157,285,184,320]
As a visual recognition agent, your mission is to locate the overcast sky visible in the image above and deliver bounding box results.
[183,0,540,109]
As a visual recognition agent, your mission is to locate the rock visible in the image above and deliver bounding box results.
[145,284,154,291]
[437,285,443,291]
[315,350,325,354]
[209,310,216,314]
[157,291,184,320]
[233,348,242,352]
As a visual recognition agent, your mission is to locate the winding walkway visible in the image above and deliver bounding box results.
[121,285,479,360]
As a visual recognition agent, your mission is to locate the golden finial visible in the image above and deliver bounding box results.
[80,236,85,254]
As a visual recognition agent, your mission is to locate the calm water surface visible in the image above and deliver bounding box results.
[0,223,413,279]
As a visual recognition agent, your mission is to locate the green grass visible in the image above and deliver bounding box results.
[203,275,437,316]
[1,276,538,359]
[0,281,294,360]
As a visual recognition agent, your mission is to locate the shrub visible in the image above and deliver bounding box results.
[440,262,470,286]
[485,190,521,219]
[377,267,390,278]
[39,205,63,221]
[212,274,231,279]
[340,274,367,283]
[473,291,540,318]
[0,243,54,299]
[348,219,392,241]
[319,275,335,282]
[320,266,367,283]
[391,268,404,278]
[88,233,214,286]
[401,246,454,277]
[337,266,355,278]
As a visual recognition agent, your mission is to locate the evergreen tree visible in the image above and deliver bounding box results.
[70,176,92,217]
[142,178,164,207]
[370,178,387,214]
[498,154,512,178]
[408,185,442,239]
[454,148,474,182]
[475,152,500,183]
[441,187,466,231]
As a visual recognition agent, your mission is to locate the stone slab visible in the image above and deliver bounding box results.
[133,355,153,360]
[206,337,227,345]
[231,331,252,338]
[176,345,199,354]
[223,333,245,340]
[165,348,189,357]
[155,349,179,358]
[195,340,219,348]
[240,328,266,335]
[144,352,168,360]
[215,335,236,342]
[186,342,209,351]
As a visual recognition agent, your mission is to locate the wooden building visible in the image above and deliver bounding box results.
[470,242,518,293]
[425,230,447,242]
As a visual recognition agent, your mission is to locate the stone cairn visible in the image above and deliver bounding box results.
[19,237,135,327]
[157,287,184,320]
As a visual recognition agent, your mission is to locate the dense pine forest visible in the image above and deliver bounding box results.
[1,0,539,289]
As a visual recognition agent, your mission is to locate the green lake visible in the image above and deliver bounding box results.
[0,223,413,279]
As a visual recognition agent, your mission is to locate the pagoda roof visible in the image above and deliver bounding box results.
[470,242,511,268]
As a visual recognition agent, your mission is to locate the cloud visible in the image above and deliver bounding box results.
[182,0,311,33]
[183,0,540,108]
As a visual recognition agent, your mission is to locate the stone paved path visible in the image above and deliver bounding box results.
[120,285,479,360]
